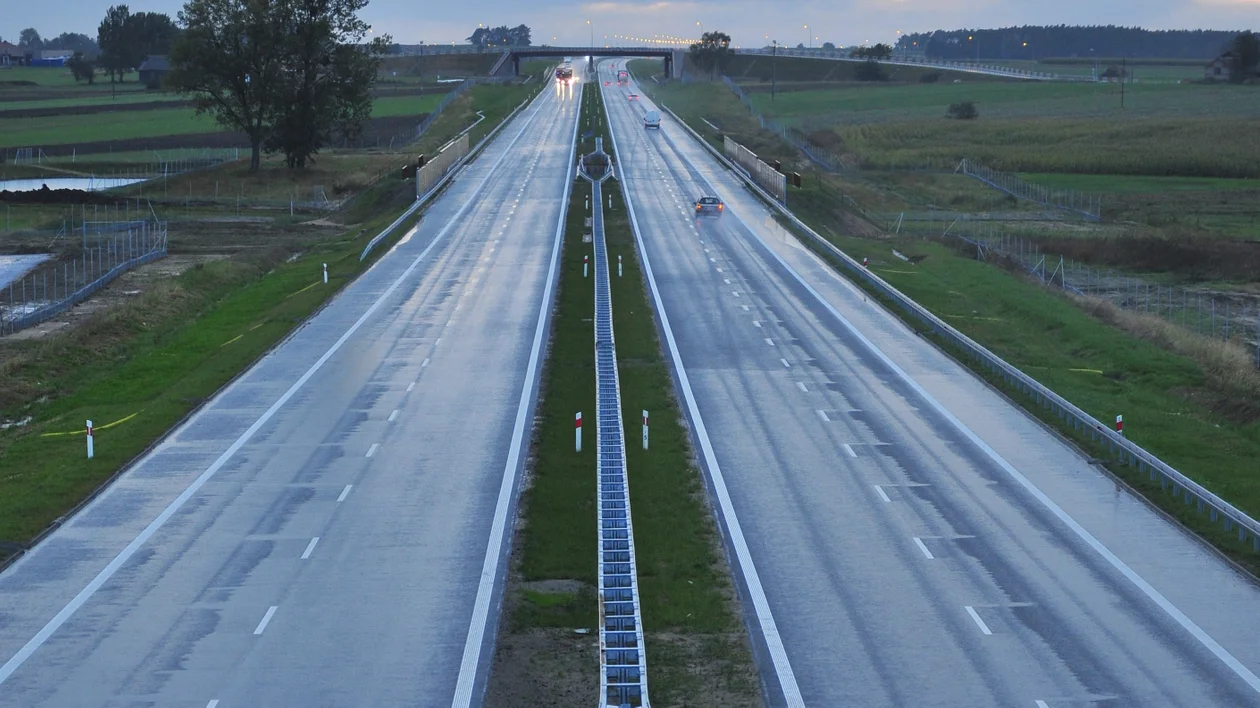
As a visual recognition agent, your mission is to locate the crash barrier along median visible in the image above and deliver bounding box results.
[664,103,1260,555]
[723,136,787,204]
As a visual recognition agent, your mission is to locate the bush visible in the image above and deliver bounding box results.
[920,71,942,83]
[854,59,887,82]
[947,100,979,119]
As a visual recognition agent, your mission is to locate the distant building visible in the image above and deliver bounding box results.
[137,55,171,90]
[1205,52,1234,82]
[39,49,73,60]
[0,41,26,66]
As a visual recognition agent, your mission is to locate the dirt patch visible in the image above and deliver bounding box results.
[0,254,225,343]
[521,579,587,595]
[485,629,599,707]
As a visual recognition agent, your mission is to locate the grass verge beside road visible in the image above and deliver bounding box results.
[489,80,758,706]
[0,82,540,563]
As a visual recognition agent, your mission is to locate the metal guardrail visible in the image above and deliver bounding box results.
[358,90,539,262]
[658,101,1260,554]
[589,162,649,707]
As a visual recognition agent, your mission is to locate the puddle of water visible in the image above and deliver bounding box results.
[0,254,53,290]
[0,177,145,193]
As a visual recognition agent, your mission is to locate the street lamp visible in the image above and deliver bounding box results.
[804,24,810,49]
[771,39,778,101]
[697,21,703,43]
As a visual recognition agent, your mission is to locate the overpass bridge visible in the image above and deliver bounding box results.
[489,46,685,79]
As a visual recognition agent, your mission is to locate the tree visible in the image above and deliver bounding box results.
[67,53,96,83]
[169,0,292,170]
[688,30,732,79]
[467,24,530,48]
[822,42,836,51]
[19,28,43,53]
[854,59,886,81]
[170,0,386,171]
[130,12,180,58]
[98,5,132,82]
[265,0,388,168]
[1228,31,1259,82]
[44,32,100,58]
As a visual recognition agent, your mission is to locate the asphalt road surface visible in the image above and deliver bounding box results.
[600,62,1260,708]
[0,80,581,707]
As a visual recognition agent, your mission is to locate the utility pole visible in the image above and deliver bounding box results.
[772,40,778,102]
[1121,56,1126,108]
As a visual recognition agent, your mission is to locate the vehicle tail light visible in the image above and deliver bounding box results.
[718,204,724,210]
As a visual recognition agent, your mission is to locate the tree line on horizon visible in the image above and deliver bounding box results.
[899,25,1243,61]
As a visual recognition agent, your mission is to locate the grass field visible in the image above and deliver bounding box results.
[491,80,757,706]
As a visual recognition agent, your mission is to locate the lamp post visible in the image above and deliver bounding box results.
[697,21,703,43]
[804,24,810,49]
[771,39,778,101]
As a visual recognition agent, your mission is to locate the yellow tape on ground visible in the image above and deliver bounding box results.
[874,269,919,275]
[286,281,320,299]
[40,412,139,438]
[220,334,243,348]
[1069,368,1105,375]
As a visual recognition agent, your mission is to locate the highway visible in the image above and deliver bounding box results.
[0,79,581,707]
[600,62,1260,707]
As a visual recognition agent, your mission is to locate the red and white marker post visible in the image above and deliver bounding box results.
[641,410,649,450]
[1116,414,1124,437]
[862,257,869,268]
[618,255,623,278]
[584,255,589,278]
[86,419,94,459]
[575,412,583,452]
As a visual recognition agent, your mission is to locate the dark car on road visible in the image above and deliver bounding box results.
[695,196,724,216]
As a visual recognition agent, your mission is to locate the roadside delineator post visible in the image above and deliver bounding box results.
[642,410,649,450]
[322,263,328,284]
[618,255,623,278]
[86,420,94,459]
[862,257,869,268]
[1116,414,1124,437]
[608,193,613,209]
[575,412,583,452]
[584,255,589,278]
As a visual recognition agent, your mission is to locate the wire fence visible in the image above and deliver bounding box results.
[1,217,168,334]
[929,219,1260,368]
[959,158,1102,220]
[720,76,844,171]
[1,148,241,179]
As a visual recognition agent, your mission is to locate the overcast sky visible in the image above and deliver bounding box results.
[4,0,1255,49]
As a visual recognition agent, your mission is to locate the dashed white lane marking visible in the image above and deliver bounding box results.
[422,358,430,368]
[206,701,219,708]
[842,444,857,458]
[253,606,278,635]
[796,382,808,392]
[732,291,741,298]
[301,537,320,560]
[741,305,750,311]
[815,410,830,422]
[874,485,892,503]
[716,267,723,273]
[434,337,442,347]
[1035,701,1050,708]
[724,278,732,285]
[406,382,416,392]
[965,606,993,635]
[366,443,379,458]
[337,485,353,503]
[388,410,399,423]
[764,338,774,346]
[752,320,762,328]
[913,537,935,559]
[780,358,791,368]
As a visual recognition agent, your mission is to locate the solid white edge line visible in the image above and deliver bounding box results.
[874,485,892,503]
[965,605,993,635]
[337,485,353,503]
[913,537,935,560]
[0,68,554,690]
[366,443,379,458]
[842,443,857,458]
[450,80,581,708]
[601,73,806,707]
[662,86,1260,696]
[253,606,278,636]
[300,537,320,560]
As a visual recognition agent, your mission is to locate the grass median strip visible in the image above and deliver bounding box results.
[489,77,758,707]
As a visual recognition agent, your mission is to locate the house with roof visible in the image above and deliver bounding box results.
[138,55,171,90]
[1205,52,1234,82]
[0,41,25,67]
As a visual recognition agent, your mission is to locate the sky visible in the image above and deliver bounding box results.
[3,0,1256,49]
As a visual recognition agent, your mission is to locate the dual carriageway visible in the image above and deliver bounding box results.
[0,60,1259,707]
